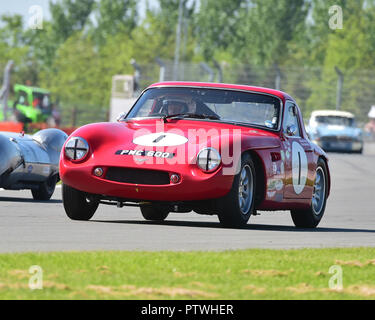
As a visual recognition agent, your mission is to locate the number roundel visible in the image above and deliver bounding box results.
[291,142,308,195]
[133,132,188,147]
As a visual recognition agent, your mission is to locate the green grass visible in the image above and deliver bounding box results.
[1,248,375,299]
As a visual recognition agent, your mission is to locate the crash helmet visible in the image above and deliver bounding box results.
[162,99,189,115]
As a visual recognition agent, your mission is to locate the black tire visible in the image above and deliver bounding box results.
[62,183,99,221]
[291,158,328,228]
[140,205,169,221]
[15,111,31,124]
[31,174,58,201]
[217,153,256,228]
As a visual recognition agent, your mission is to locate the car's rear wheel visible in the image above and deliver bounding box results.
[140,205,169,221]
[217,153,256,228]
[291,158,328,228]
[62,183,99,220]
[31,174,58,201]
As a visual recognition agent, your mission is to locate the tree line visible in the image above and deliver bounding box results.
[1,0,375,122]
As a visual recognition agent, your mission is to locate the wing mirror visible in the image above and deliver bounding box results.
[286,124,298,137]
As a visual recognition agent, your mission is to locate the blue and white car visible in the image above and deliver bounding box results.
[307,110,363,154]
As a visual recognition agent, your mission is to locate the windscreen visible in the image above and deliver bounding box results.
[316,116,354,127]
[126,87,281,130]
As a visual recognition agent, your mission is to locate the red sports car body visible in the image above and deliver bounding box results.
[60,82,331,228]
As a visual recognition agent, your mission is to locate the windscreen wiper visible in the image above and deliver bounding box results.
[163,113,220,122]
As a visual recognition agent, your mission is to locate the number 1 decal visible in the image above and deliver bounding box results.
[133,132,188,147]
[292,142,308,195]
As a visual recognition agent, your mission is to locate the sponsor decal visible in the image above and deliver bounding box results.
[280,150,285,161]
[115,149,175,159]
[275,179,283,191]
[275,193,283,202]
[267,177,284,200]
[283,140,292,160]
[272,163,277,175]
[285,150,290,160]
[280,162,285,175]
[267,179,284,192]
[267,191,276,198]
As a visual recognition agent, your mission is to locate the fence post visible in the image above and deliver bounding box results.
[213,60,223,83]
[106,108,110,122]
[130,59,141,93]
[335,66,344,111]
[275,64,281,91]
[0,60,14,121]
[173,0,184,81]
[200,62,215,82]
[155,58,166,82]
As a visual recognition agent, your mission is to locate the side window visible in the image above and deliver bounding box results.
[136,99,154,117]
[17,91,29,106]
[283,102,301,137]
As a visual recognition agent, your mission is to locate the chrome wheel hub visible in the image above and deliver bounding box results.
[312,167,325,215]
[238,165,254,215]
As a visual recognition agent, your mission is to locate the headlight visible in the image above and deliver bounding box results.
[197,148,221,172]
[65,137,89,161]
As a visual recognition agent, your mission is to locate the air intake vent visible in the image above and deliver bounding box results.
[105,167,170,185]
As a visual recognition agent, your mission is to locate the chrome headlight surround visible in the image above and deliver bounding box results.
[64,137,90,161]
[196,147,221,173]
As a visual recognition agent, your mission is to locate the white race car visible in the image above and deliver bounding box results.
[306,110,363,153]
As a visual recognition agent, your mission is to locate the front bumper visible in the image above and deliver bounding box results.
[314,139,363,152]
[60,160,235,202]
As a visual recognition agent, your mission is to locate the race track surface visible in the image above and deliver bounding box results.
[1,144,375,253]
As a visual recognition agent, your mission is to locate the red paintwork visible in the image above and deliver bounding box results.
[60,82,330,210]
[0,121,24,132]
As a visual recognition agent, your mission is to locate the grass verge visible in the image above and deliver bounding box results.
[1,248,375,299]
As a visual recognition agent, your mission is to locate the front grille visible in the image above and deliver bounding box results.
[321,135,355,143]
[105,167,170,185]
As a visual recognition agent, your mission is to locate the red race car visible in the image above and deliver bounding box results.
[60,82,331,228]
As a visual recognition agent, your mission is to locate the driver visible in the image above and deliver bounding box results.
[163,100,189,115]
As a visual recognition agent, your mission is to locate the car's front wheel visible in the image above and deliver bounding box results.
[291,158,328,228]
[217,153,256,228]
[62,184,99,220]
[140,205,169,221]
[31,174,58,201]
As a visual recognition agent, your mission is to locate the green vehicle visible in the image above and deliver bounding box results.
[12,84,53,123]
